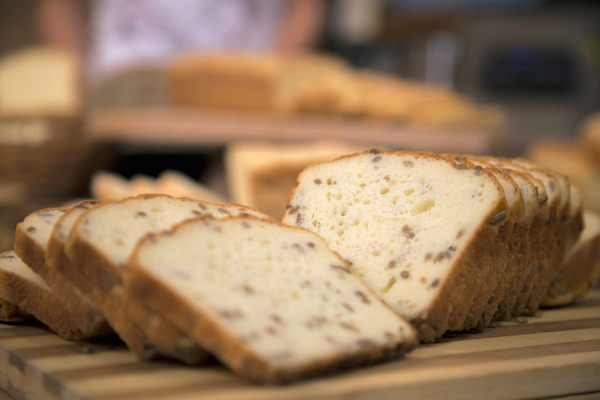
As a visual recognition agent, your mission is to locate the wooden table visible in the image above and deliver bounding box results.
[1,290,598,400]
[86,107,503,154]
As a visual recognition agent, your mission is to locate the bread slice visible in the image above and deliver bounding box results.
[484,158,554,317]
[0,251,83,339]
[542,210,600,306]
[125,216,417,383]
[14,203,114,338]
[498,159,571,314]
[63,194,273,361]
[447,156,525,330]
[282,150,509,340]
[49,198,207,362]
[483,167,542,320]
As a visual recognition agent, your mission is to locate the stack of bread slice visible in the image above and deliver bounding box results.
[3,194,417,383]
[282,150,595,341]
[2,150,599,382]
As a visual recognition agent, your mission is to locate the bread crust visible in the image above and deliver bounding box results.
[0,251,83,339]
[125,215,417,384]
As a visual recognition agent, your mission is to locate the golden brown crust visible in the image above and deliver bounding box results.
[0,251,83,339]
[125,215,417,383]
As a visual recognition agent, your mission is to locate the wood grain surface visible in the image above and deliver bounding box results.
[86,107,501,154]
[0,290,599,400]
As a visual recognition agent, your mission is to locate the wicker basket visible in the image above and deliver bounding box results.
[0,117,96,197]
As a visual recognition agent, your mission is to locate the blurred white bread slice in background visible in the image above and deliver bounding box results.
[226,141,371,220]
[90,170,227,204]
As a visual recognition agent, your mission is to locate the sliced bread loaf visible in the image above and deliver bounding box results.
[64,194,272,361]
[282,150,509,340]
[125,216,417,383]
[0,251,83,339]
[14,203,114,338]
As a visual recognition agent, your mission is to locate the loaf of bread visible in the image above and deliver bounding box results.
[166,53,505,131]
[526,140,600,212]
[0,47,80,118]
[14,203,114,338]
[282,150,510,340]
[0,251,83,339]
[125,216,417,383]
[63,194,272,362]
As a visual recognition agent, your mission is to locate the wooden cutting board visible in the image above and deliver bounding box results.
[1,290,599,400]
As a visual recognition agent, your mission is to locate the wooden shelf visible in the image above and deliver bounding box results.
[1,290,598,400]
[86,107,503,154]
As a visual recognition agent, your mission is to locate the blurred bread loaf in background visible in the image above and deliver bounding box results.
[225,140,371,220]
[0,47,80,118]
[527,111,600,211]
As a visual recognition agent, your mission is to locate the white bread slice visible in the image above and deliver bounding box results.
[494,159,569,315]
[447,156,525,330]
[484,158,554,317]
[0,251,83,339]
[14,203,114,338]
[64,194,273,360]
[125,216,417,383]
[282,150,509,340]
[46,200,194,360]
[483,167,542,320]
[542,210,600,306]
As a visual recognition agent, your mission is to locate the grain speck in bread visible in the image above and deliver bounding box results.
[125,216,417,383]
[63,194,272,362]
[0,251,83,339]
[282,150,509,340]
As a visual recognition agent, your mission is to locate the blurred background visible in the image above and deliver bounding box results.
[1,0,600,250]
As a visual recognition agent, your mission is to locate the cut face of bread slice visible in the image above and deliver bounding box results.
[64,194,273,361]
[126,216,417,384]
[14,204,114,338]
[0,251,83,339]
[282,150,508,340]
